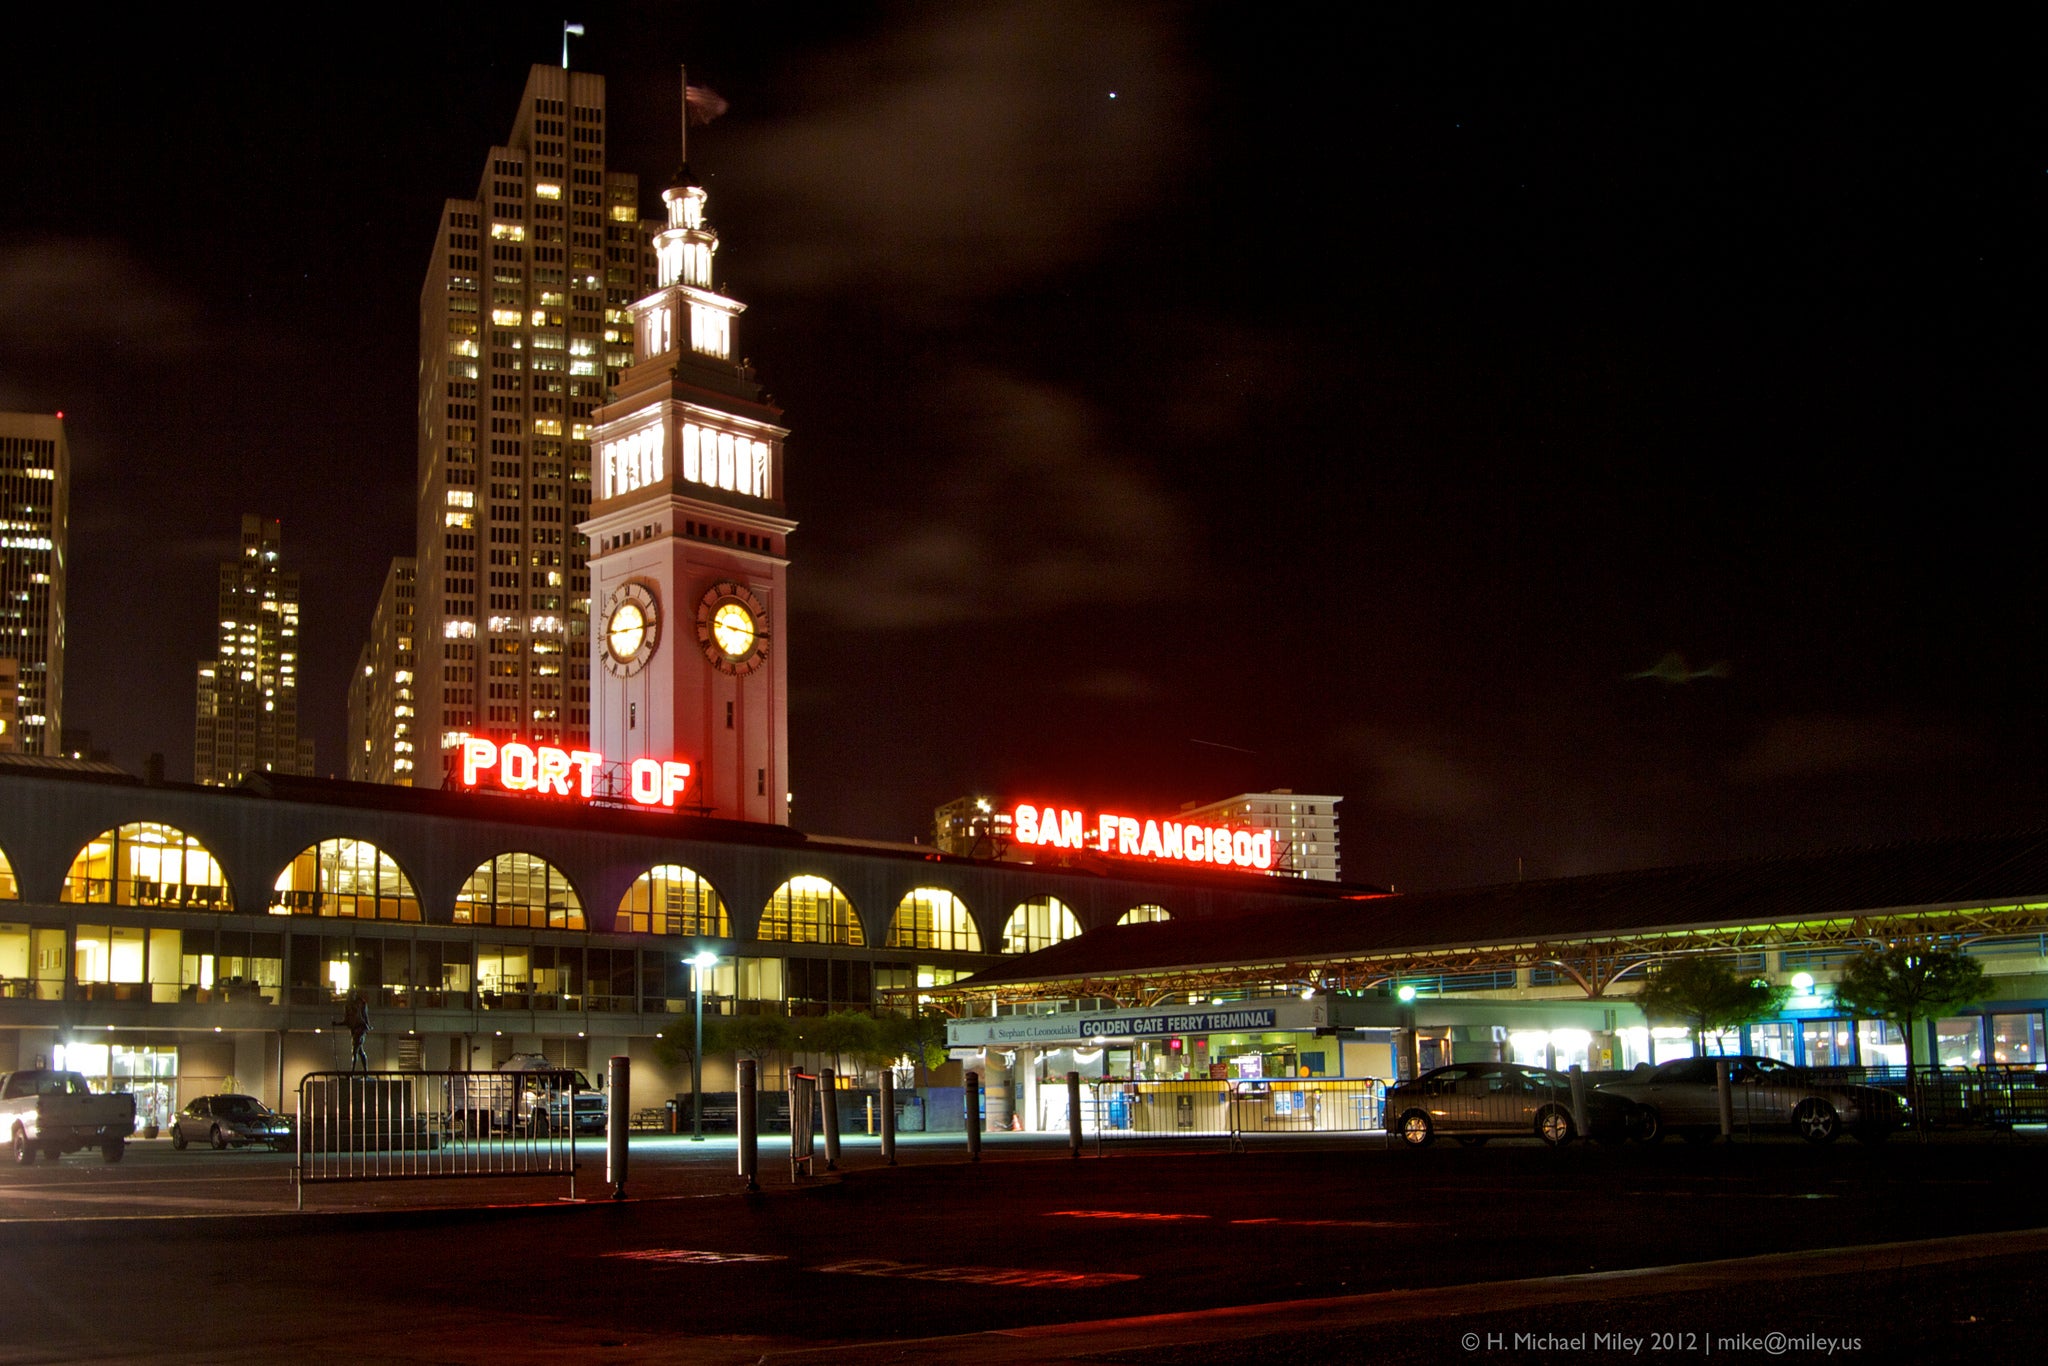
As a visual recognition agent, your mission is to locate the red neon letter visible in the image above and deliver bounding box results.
[1014,805,1040,844]
[629,758,663,805]
[460,738,498,787]
[499,743,537,791]
[1059,809,1084,849]
[661,760,691,807]
[536,746,572,796]
[570,750,602,798]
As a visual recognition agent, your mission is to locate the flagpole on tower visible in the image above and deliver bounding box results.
[562,21,585,70]
[679,64,688,166]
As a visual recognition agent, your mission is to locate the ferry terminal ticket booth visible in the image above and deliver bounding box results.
[946,994,1639,1133]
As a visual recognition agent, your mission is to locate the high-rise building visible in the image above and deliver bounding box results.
[194,515,313,785]
[0,411,68,756]
[346,558,418,784]
[933,796,1014,859]
[0,658,19,755]
[412,63,660,786]
[584,74,793,823]
[1179,790,1343,881]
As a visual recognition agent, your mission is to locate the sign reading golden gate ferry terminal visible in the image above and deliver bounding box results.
[1010,803,1276,872]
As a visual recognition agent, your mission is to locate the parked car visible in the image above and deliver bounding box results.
[1383,1062,1641,1148]
[1595,1055,1910,1144]
[0,1069,136,1164]
[169,1094,294,1151]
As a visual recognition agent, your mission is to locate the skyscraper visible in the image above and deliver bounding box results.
[411,63,659,786]
[584,77,793,824]
[1179,791,1344,881]
[0,411,68,757]
[346,558,418,784]
[194,515,312,785]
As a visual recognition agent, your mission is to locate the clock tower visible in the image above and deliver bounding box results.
[582,76,793,823]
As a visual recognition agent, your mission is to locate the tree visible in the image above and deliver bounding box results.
[1830,944,1986,1074]
[1632,957,1790,1053]
[879,1012,952,1083]
[712,1013,797,1067]
[792,1012,901,1084]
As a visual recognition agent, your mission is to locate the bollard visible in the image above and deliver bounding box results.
[965,1071,982,1162]
[1567,1064,1589,1140]
[737,1058,759,1192]
[1067,1071,1082,1158]
[607,1055,630,1201]
[880,1071,897,1166]
[820,1066,842,1171]
[1715,1057,1734,1141]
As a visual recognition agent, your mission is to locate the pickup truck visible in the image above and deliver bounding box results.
[448,1056,604,1136]
[1,1069,137,1164]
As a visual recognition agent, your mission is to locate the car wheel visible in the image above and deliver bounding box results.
[170,1126,188,1151]
[1454,1135,1489,1147]
[12,1126,33,1165]
[1634,1105,1664,1144]
[210,1125,228,1151]
[101,1138,125,1164]
[1536,1106,1575,1147]
[1394,1111,1434,1148]
[1794,1099,1840,1145]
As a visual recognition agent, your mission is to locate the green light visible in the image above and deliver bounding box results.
[1396,984,1417,1003]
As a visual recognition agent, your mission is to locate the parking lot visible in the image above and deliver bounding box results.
[3,1129,2047,1362]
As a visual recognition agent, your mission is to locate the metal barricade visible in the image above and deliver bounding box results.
[1081,1077,1386,1151]
[788,1070,818,1179]
[295,1070,581,1208]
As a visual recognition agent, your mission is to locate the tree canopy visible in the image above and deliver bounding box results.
[1830,944,1986,1070]
[1631,957,1790,1050]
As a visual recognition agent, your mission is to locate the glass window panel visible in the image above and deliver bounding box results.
[1990,1013,2045,1066]
[1934,1016,1983,1067]
[886,888,980,952]
[0,849,18,900]
[1000,896,1080,954]
[1118,904,1170,926]
[455,852,583,929]
[759,876,864,947]
[615,865,728,936]
[62,823,233,911]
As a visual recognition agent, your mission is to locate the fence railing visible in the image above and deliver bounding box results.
[295,1070,582,1207]
[1804,1063,2048,1130]
[1081,1078,1385,1148]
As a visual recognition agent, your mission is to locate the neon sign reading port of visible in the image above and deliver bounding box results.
[1011,804,1276,872]
[458,737,693,810]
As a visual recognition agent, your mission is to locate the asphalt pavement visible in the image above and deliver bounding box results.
[2,1131,2045,1363]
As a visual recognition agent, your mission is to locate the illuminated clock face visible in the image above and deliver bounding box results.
[696,581,770,676]
[600,582,660,677]
[711,602,756,659]
[608,602,646,657]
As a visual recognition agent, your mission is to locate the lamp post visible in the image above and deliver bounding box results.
[688,950,719,1141]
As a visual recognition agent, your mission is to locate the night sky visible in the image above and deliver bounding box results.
[4,6,2044,892]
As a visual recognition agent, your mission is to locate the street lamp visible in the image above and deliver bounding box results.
[687,950,720,1141]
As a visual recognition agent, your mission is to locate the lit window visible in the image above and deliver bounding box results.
[616,865,727,936]
[758,876,864,946]
[1118,904,1171,925]
[887,888,981,952]
[62,824,233,911]
[270,840,421,921]
[454,852,582,929]
[1001,896,1080,954]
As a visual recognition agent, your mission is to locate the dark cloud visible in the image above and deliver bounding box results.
[1341,726,1498,819]
[1732,715,1979,783]
[805,371,1190,629]
[724,2,1194,308]
[0,237,206,359]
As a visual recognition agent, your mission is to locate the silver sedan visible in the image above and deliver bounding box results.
[169,1095,294,1151]
[1597,1055,1909,1144]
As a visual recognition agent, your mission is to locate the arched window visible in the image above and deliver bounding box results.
[0,847,16,900]
[759,876,864,946]
[455,853,583,929]
[63,823,233,910]
[887,888,981,952]
[616,865,728,936]
[270,839,421,920]
[1002,895,1081,954]
[1119,904,1171,925]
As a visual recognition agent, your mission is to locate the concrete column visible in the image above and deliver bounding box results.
[1016,1047,1040,1131]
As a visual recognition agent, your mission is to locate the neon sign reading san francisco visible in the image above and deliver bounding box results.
[1011,804,1276,872]
[457,737,693,810]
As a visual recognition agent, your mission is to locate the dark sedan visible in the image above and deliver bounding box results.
[169,1094,293,1151]
[1383,1062,1641,1148]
